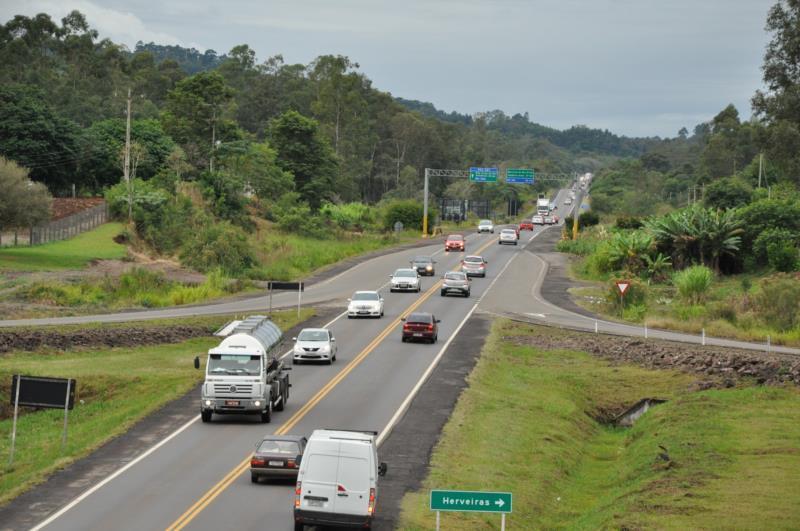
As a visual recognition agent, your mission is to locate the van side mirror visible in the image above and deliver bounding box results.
[193,356,200,369]
[435,319,441,323]
[378,462,387,477]
[295,454,302,466]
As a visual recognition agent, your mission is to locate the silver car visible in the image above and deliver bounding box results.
[292,328,337,365]
[477,219,494,233]
[347,290,384,318]
[499,228,518,245]
[390,268,421,292]
[461,255,488,277]
[440,271,471,297]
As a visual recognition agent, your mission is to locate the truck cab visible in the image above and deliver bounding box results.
[195,316,289,423]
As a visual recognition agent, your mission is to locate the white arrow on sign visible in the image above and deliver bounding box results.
[616,282,630,295]
[495,499,505,508]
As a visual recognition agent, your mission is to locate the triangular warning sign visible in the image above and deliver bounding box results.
[616,281,630,295]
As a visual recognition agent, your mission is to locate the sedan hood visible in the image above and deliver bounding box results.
[294,340,330,350]
[348,300,381,310]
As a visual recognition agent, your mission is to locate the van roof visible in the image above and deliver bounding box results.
[309,429,377,443]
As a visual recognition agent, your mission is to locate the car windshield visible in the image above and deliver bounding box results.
[502,229,516,234]
[407,312,432,323]
[257,439,300,455]
[352,292,379,301]
[394,269,416,277]
[447,235,463,241]
[445,272,466,280]
[464,256,483,263]
[208,354,260,375]
[413,256,432,264]
[479,220,492,225]
[297,329,329,341]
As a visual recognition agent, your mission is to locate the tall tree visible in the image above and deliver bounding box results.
[0,157,52,233]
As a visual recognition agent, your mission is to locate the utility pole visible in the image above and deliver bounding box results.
[758,153,763,188]
[123,88,132,223]
[210,108,216,173]
[422,168,429,238]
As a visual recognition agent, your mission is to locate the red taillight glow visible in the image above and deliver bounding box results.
[251,457,265,466]
[294,481,302,508]
[367,487,376,515]
[427,324,434,331]
[287,459,296,469]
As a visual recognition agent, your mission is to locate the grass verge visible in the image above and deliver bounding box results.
[0,223,127,271]
[0,308,313,505]
[397,320,800,529]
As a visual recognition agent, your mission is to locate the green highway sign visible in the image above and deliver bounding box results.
[430,489,512,513]
[469,167,498,182]
[506,168,534,184]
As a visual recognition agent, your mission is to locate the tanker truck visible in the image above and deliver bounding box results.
[194,315,290,423]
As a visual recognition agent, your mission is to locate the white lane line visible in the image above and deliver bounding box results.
[31,415,200,531]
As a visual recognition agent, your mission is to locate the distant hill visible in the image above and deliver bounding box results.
[396,99,658,157]
[133,42,227,74]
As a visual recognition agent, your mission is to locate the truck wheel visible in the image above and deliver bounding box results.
[260,403,271,423]
[275,386,286,412]
[294,523,304,531]
[201,410,212,423]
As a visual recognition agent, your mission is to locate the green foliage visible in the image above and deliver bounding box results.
[704,177,752,210]
[615,216,643,229]
[197,171,251,228]
[754,274,800,331]
[673,265,713,305]
[216,141,294,202]
[381,200,428,232]
[319,202,376,231]
[738,199,800,256]
[179,220,256,275]
[272,196,327,239]
[606,277,647,313]
[556,237,598,256]
[753,228,799,266]
[0,157,51,232]
[766,241,799,272]
[578,211,599,227]
[607,231,654,274]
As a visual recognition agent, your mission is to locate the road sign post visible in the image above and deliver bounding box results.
[615,280,630,310]
[430,489,512,530]
[469,167,498,183]
[506,168,534,184]
[266,281,305,318]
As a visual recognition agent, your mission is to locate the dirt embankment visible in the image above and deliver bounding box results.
[505,327,800,387]
[0,325,212,354]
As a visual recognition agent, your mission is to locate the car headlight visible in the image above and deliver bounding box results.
[319,345,330,352]
[204,399,212,406]
[254,400,261,407]
[426,265,432,271]
[294,345,303,353]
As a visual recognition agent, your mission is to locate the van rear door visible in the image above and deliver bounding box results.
[334,454,371,516]
[299,446,340,514]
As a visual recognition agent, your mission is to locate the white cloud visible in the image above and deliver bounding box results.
[0,0,185,48]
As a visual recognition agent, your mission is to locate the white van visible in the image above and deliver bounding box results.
[293,429,387,530]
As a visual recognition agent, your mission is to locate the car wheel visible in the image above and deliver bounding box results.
[326,356,332,365]
[380,310,384,317]
[465,291,470,297]
[417,286,421,293]
[401,336,407,343]
[347,315,352,319]
[260,403,271,423]
[201,410,212,423]
[251,473,259,484]
[440,290,446,296]
[294,522,305,531]
[292,358,300,365]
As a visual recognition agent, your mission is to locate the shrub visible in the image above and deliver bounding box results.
[381,200,437,233]
[673,265,713,305]
[754,273,800,331]
[180,220,256,275]
[766,241,799,272]
[578,211,600,227]
[753,228,798,266]
[272,196,328,239]
[615,216,643,229]
[585,241,615,277]
[556,237,598,256]
[320,202,376,231]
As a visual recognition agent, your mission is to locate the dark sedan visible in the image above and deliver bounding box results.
[440,271,471,297]
[401,312,440,343]
[250,435,307,483]
[411,255,436,276]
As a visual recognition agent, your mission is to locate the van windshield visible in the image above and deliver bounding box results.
[208,354,260,375]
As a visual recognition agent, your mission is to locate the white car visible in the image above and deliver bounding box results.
[532,215,544,225]
[499,228,518,245]
[564,198,573,205]
[477,219,494,233]
[389,268,421,292]
[292,328,337,365]
[347,290,384,318]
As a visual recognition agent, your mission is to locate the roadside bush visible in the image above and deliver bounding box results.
[381,199,437,233]
[752,228,798,266]
[606,277,647,314]
[755,274,800,331]
[615,216,643,229]
[180,220,256,275]
[585,241,615,277]
[320,202,376,231]
[578,211,600,227]
[272,195,328,239]
[767,241,799,272]
[673,265,713,305]
[556,236,598,256]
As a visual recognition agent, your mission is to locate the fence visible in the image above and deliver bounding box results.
[0,202,108,247]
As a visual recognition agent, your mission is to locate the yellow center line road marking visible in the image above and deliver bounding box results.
[165,235,498,531]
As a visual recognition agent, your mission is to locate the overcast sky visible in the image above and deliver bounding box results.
[1,0,777,138]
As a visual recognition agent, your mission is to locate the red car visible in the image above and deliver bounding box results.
[401,312,440,343]
[445,234,465,252]
[519,220,534,231]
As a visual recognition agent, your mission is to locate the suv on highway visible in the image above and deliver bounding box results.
[401,312,440,343]
[461,255,488,277]
[389,268,421,292]
[440,271,471,297]
[499,228,518,245]
[477,219,494,233]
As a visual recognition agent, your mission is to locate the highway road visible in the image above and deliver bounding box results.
[25,189,575,531]
[12,186,800,531]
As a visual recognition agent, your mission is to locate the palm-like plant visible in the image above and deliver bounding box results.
[608,231,654,274]
[643,252,673,283]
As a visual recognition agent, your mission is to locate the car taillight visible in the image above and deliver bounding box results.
[287,459,296,468]
[403,324,411,331]
[427,324,434,331]
[251,457,265,466]
[367,487,376,515]
[294,481,302,508]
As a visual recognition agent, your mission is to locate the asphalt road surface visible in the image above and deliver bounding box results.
[12,187,798,531]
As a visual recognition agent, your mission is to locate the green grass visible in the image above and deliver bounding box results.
[251,228,420,281]
[0,308,313,505]
[397,320,800,529]
[0,223,127,271]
